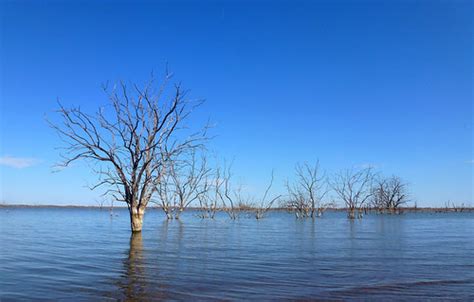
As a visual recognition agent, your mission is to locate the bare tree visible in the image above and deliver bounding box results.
[196,162,242,219]
[219,163,239,219]
[331,168,375,219]
[50,72,207,232]
[372,176,409,214]
[197,165,223,219]
[284,182,311,218]
[284,161,328,218]
[95,198,106,210]
[157,149,211,219]
[234,184,255,212]
[255,171,282,219]
[196,179,216,219]
[444,201,466,213]
[155,155,176,219]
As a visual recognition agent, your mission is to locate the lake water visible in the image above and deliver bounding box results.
[0,208,473,301]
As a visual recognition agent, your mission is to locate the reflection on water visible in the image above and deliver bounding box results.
[119,232,147,301]
[0,208,473,300]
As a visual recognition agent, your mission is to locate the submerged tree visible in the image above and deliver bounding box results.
[50,72,207,232]
[331,168,375,219]
[254,171,282,219]
[194,159,241,219]
[197,164,223,219]
[372,175,409,214]
[155,150,211,219]
[219,163,239,219]
[284,161,329,218]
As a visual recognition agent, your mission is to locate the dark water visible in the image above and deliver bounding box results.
[0,208,473,301]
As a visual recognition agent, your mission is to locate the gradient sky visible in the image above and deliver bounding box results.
[0,0,472,206]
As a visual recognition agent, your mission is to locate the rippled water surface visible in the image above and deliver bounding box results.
[0,208,473,300]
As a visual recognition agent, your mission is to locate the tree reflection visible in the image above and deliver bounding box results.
[120,232,148,301]
[108,222,186,301]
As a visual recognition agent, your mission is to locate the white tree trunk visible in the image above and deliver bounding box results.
[130,207,145,232]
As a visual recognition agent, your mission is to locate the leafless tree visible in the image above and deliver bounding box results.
[234,184,255,212]
[284,161,328,218]
[155,156,175,219]
[283,182,310,218]
[156,150,211,219]
[255,171,282,219]
[95,198,106,210]
[50,72,207,232]
[331,168,375,219]
[444,201,466,213]
[197,165,223,219]
[372,176,409,214]
[218,163,239,219]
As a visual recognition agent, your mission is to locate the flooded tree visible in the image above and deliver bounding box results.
[444,201,467,213]
[331,168,375,219]
[155,151,211,219]
[283,186,310,218]
[50,72,207,232]
[372,176,409,214]
[219,163,239,219]
[254,171,282,219]
[284,161,329,218]
[197,166,223,219]
[196,161,241,219]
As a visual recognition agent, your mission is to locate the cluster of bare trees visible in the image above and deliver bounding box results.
[281,164,410,220]
[331,168,410,218]
[443,201,468,213]
[52,70,283,232]
[193,165,281,220]
[52,73,414,232]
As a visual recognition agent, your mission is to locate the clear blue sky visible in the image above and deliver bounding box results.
[0,0,472,206]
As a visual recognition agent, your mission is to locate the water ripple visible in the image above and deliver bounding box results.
[0,208,473,300]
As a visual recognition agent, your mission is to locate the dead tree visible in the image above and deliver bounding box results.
[158,149,211,219]
[372,176,409,214]
[284,161,328,218]
[255,171,281,219]
[155,155,176,219]
[197,165,224,219]
[219,163,239,219]
[284,183,311,218]
[234,184,255,212]
[444,201,466,213]
[196,178,215,218]
[331,168,375,219]
[50,72,207,232]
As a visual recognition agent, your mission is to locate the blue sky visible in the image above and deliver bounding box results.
[0,0,472,206]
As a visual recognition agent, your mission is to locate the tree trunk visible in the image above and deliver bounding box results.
[130,207,145,232]
[175,207,184,220]
[348,208,355,219]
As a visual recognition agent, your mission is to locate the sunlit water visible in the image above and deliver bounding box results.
[0,208,473,300]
